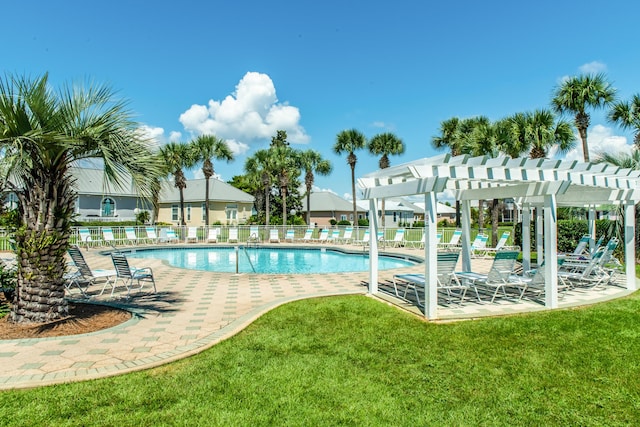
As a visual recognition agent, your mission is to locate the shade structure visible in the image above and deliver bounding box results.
[358,154,640,319]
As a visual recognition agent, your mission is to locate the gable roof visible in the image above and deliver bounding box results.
[159,178,254,203]
[301,192,365,212]
[70,168,139,197]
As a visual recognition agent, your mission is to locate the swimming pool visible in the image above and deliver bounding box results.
[124,246,417,274]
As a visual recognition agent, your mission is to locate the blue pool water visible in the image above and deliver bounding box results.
[124,247,416,274]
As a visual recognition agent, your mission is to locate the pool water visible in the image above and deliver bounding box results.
[124,247,415,274]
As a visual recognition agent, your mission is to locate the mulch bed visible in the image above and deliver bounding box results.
[0,294,131,339]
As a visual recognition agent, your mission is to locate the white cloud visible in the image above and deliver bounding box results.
[579,61,607,74]
[178,72,310,154]
[372,121,386,128]
[554,124,630,161]
[169,131,182,142]
[137,125,166,149]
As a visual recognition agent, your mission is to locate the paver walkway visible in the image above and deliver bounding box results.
[0,245,634,390]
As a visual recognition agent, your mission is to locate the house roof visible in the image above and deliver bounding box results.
[301,192,365,212]
[159,178,254,203]
[406,201,456,214]
[71,168,139,197]
[355,199,413,212]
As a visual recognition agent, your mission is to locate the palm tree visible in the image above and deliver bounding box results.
[608,94,640,149]
[191,135,233,226]
[333,129,367,225]
[432,117,464,226]
[159,142,195,226]
[270,143,300,226]
[499,109,575,159]
[245,149,274,225]
[0,73,162,324]
[552,73,616,162]
[299,150,333,225]
[368,132,405,226]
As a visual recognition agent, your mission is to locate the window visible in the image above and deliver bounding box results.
[171,205,178,221]
[226,204,238,222]
[393,212,397,222]
[202,203,207,221]
[101,197,115,217]
[186,204,191,221]
[340,214,347,221]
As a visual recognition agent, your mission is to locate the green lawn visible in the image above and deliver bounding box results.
[2,293,640,426]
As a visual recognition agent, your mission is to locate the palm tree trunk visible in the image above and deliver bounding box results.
[306,187,312,226]
[204,177,210,226]
[282,186,288,226]
[179,189,186,226]
[578,126,590,162]
[351,165,357,225]
[491,199,500,247]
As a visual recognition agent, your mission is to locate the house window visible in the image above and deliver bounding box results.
[101,197,115,217]
[393,212,397,222]
[201,203,207,221]
[172,205,178,221]
[186,204,191,221]
[226,204,238,222]
[340,214,347,221]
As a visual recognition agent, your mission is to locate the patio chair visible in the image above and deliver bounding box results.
[207,228,219,243]
[481,231,518,255]
[78,228,96,249]
[558,239,617,288]
[314,229,329,243]
[385,228,405,248]
[327,229,341,243]
[124,227,140,246]
[438,229,462,251]
[354,229,370,246]
[339,227,354,244]
[284,229,296,242]
[512,258,570,301]
[392,251,466,306]
[165,228,179,243]
[67,245,116,297]
[269,229,280,243]
[469,233,489,258]
[228,228,239,243]
[299,228,314,243]
[456,250,520,303]
[247,226,261,243]
[110,252,156,298]
[144,226,159,244]
[186,227,198,243]
[363,231,384,248]
[102,227,119,247]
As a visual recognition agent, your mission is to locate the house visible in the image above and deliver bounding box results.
[404,200,457,223]
[71,168,152,222]
[300,192,365,226]
[356,199,415,227]
[156,178,254,226]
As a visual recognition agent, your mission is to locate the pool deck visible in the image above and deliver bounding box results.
[0,243,635,390]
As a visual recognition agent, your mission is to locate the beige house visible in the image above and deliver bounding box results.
[300,192,366,226]
[157,178,254,226]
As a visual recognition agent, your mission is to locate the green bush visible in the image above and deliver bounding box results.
[337,220,351,226]
[358,218,369,227]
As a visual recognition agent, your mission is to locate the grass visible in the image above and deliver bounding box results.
[2,293,640,426]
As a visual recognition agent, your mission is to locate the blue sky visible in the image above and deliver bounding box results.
[3,0,640,201]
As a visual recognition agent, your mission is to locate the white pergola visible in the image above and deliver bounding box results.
[358,153,640,320]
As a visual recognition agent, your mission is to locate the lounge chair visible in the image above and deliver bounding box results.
[67,245,116,297]
[269,229,280,243]
[354,229,370,246]
[327,229,341,243]
[186,227,198,243]
[339,227,354,244]
[284,229,296,242]
[407,232,441,249]
[512,259,570,301]
[299,228,313,243]
[144,226,159,244]
[385,228,405,248]
[124,227,140,246]
[469,233,489,258]
[247,226,261,243]
[558,238,618,287]
[438,229,462,251]
[314,229,329,243]
[481,231,518,255]
[363,231,384,248]
[207,228,219,243]
[228,228,239,243]
[456,250,520,303]
[110,252,156,298]
[102,227,118,247]
[78,228,96,249]
[392,251,466,306]
[162,228,179,243]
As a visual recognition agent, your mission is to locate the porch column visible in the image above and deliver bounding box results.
[461,199,472,272]
[543,194,558,308]
[368,198,379,294]
[423,192,438,319]
[624,202,637,291]
[522,204,531,272]
[588,205,597,253]
[536,206,544,266]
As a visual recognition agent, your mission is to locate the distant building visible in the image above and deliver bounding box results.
[300,192,365,226]
[157,178,254,226]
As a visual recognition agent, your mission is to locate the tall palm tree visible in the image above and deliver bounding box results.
[0,73,162,324]
[270,143,300,226]
[608,94,640,149]
[191,134,233,226]
[245,149,274,225]
[552,73,616,162]
[499,109,575,159]
[299,150,333,225]
[432,117,464,226]
[159,142,195,226]
[333,129,367,225]
[368,132,405,226]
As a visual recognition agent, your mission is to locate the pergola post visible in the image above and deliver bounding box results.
[368,198,379,294]
[536,207,544,266]
[461,199,472,272]
[543,194,559,308]
[588,205,597,253]
[624,201,637,291]
[423,192,438,319]
[522,204,531,272]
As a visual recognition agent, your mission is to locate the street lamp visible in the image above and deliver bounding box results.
[289,209,296,225]
[134,208,140,225]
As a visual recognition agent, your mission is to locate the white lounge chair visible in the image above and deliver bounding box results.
[284,229,295,242]
[339,227,353,244]
[299,229,313,243]
[124,227,140,246]
[469,234,489,258]
[102,227,118,247]
[186,227,198,243]
[269,229,280,243]
[438,229,462,251]
[144,227,158,244]
[327,229,341,243]
[207,228,219,243]
[67,245,117,297]
[480,231,518,256]
[165,228,179,243]
[228,228,239,243]
[385,228,405,248]
[457,250,520,303]
[354,229,370,246]
[247,226,261,243]
[314,229,329,243]
[78,228,96,249]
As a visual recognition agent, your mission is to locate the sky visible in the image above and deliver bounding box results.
[3,0,640,202]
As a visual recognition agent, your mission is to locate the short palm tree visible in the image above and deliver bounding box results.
[299,150,333,225]
[191,135,233,226]
[432,117,464,226]
[159,142,196,226]
[608,94,640,149]
[333,129,367,225]
[552,73,616,162]
[368,132,405,226]
[0,73,162,324]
